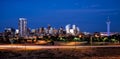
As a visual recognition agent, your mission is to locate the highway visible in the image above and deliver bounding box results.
[0,44,120,50]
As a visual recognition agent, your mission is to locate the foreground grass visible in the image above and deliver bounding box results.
[0,47,120,59]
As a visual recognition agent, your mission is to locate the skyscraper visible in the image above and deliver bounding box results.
[65,24,70,34]
[19,18,27,37]
[66,24,80,35]
[106,17,111,36]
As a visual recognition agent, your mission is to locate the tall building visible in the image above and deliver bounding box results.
[19,18,27,37]
[66,24,80,35]
[72,24,76,30]
[46,24,53,35]
[106,16,111,36]
[65,24,70,34]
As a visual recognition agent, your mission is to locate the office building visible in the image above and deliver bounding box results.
[18,18,27,37]
[65,24,70,34]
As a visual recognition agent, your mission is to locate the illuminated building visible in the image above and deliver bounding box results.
[83,32,90,35]
[53,28,58,35]
[58,27,64,34]
[15,29,19,34]
[18,18,27,37]
[46,24,53,35]
[70,29,74,34]
[65,24,70,34]
[49,27,53,34]
[4,27,15,38]
[72,24,80,35]
[39,27,45,35]
[66,24,80,35]
[72,24,77,35]
[31,29,36,33]
[100,32,117,36]
[72,25,76,30]
[76,27,80,34]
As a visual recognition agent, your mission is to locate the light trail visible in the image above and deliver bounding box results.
[0,44,120,50]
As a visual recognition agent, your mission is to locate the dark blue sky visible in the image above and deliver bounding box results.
[0,0,120,32]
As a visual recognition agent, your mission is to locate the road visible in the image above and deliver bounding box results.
[0,44,120,50]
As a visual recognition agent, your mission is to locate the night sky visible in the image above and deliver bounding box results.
[0,0,120,32]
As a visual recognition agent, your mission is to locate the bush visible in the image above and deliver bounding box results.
[73,37,80,41]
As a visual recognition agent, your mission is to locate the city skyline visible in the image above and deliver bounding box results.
[0,0,120,32]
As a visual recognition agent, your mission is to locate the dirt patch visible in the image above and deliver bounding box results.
[0,47,120,59]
